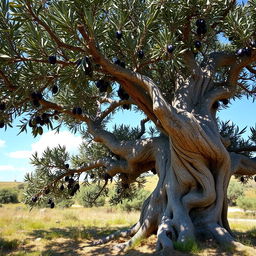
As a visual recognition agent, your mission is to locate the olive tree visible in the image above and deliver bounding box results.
[0,0,256,253]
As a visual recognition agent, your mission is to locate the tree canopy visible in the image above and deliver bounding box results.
[0,0,256,253]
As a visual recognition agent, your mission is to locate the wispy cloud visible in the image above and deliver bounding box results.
[0,139,6,148]
[8,130,82,159]
[0,165,27,172]
[0,165,16,171]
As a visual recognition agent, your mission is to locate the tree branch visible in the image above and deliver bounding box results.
[231,146,256,153]
[10,57,75,67]
[25,1,86,53]
[97,99,134,122]
[34,158,108,198]
[246,65,256,75]
[77,24,183,134]
[237,82,256,95]
[230,152,256,176]
[136,118,150,139]
[211,50,256,85]
[39,98,91,123]
[204,83,236,105]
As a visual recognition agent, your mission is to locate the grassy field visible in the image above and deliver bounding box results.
[0,203,255,256]
[0,179,256,255]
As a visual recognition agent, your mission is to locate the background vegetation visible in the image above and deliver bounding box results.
[0,176,255,255]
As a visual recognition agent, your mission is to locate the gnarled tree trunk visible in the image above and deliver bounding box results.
[91,72,255,254]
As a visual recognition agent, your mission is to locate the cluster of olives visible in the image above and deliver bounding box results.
[0,102,6,128]
[48,55,57,65]
[103,173,112,183]
[113,57,126,68]
[47,198,55,209]
[96,79,110,93]
[28,112,51,135]
[212,99,229,110]
[31,193,55,209]
[72,107,83,115]
[196,19,207,36]
[31,91,43,108]
[151,168,157,175]
[64,174,80,197]
[117,86,131,110]
[240,176,256,183]
[236,47,252,57]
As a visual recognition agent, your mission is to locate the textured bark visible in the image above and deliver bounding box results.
[91,74,255,253]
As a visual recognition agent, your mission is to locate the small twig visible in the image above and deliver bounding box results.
[136,118,150,139]
[246,65,256,75]
[97,99,134,121]
[237,82,256,95]
[231,146,256,153]
[88,180,108,205]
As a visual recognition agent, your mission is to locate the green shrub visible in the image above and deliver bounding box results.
[237,197,256,211]
[75,184,105,207]
[227,179,244,206]
[0,189,19,204]
[119,189,150,212]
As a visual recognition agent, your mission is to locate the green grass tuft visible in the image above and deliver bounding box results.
[173,239,201,253]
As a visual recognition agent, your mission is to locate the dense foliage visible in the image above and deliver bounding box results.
[1,0,256,252]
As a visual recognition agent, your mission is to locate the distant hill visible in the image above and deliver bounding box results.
[0,182,24,189]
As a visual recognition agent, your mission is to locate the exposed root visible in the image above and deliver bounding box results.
[207,223,236,246]
[113,241,129,252]
[156,216,174,251]
[92,221,141,246]
[113,221,153,252]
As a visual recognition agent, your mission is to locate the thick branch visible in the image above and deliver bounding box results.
[230,152,256,176]
[77,25,183,134]
[211,50,256,86]
[204,83,236,106]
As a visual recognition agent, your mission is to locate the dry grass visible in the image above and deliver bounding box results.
[0,203,255,256]
[1,180,256,255]
[0,182,23,189]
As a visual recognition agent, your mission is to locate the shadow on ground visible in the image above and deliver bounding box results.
[2,226,256,255]
[234,227,256,247]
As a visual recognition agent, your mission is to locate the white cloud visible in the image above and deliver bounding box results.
[0,165,16,171]
[8,130,82,159]
[0,139,6,148]
[8,150,32,159]
[31,131,82,156]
